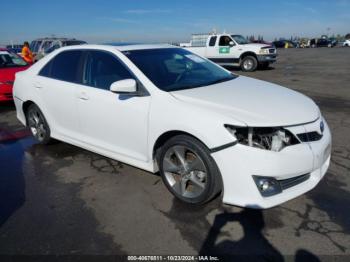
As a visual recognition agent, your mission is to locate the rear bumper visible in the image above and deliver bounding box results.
[257,54,277,63]
[212,119,331,209]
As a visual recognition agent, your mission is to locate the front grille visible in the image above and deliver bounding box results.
[297,132,323,142]
[269,49,275,54]
[279,173,310,190]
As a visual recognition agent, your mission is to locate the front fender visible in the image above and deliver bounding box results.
[148,93,244,161]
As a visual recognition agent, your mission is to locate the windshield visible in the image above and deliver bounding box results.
[123,48,236,92]
[0,52,27,68]
[231,35,249,45]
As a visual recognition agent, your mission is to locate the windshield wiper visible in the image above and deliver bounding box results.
[167,76,236,92]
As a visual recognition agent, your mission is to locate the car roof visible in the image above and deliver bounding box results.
[57,44,176,52]
[32,37,73,41]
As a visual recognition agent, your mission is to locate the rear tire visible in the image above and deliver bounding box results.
[26,104,52,144]
[240,56,258,72]
[158,135,222,204]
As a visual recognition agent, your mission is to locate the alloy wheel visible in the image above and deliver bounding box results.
[28,108,47,142]
[162,145,208,199]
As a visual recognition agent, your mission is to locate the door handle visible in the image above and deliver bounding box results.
[79,92,89,100]
[34,82,43,89]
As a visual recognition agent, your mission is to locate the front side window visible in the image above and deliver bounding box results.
[39,50,82,82]
[83,51,133,90]
[0,52,27,68]
[219,36,233,46]
[123,48,236,92]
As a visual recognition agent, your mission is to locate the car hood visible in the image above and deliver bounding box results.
[237,43,274,53]
[170,76,319,127]
[245,43,271,48]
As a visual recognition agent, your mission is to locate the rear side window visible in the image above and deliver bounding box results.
[209,36,217,46]
[83,51,133,90]
[39,50,82,83]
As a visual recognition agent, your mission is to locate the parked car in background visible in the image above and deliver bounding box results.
[0,48,29,101]
[343,39,350,47]
[308,38,335,48]
[272,40,296,48]
[37,38,87,60]
[298,39,309,48]
[182,33,277,71]
[328,37,338,47]
[13,44,331,208]
[6,44,23,55]
[251,39,273,45]
[30,38,86,61]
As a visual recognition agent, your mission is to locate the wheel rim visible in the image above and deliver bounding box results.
[243,59,253,70]
[162,145,208,199]
[28,109,47,141]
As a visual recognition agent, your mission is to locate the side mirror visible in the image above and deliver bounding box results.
[110,79,137,94]
[229,41,235,47]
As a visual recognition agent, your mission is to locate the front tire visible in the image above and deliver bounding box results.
[240,56,258,72]
[158,135,222,204]
[26,104,52,144]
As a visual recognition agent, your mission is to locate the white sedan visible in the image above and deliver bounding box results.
[13,44,331,208]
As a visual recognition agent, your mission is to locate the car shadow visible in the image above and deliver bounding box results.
[199,209,284,260]
[199,209,320,261]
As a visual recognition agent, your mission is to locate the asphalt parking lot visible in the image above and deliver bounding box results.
[0,48,349,260]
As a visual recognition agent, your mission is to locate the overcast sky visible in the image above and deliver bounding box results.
[1,0,349,45]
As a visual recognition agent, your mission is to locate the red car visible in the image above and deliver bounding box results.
[0,48,29,101]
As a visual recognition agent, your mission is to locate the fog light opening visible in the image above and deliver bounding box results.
[253,176,282,197]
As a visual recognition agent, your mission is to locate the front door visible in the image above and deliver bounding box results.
[77,50,151,162]
[216,35,238,64]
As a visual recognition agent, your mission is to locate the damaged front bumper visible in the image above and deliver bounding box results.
[211,118,331,209]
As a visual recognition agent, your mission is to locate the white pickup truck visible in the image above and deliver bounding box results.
[182,34,277,72]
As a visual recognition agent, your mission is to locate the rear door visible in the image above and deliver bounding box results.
[205,36,218,58]
[36,50,83,138]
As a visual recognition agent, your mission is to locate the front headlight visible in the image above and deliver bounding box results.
[259,48,270,54]
[225,125,299,152]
